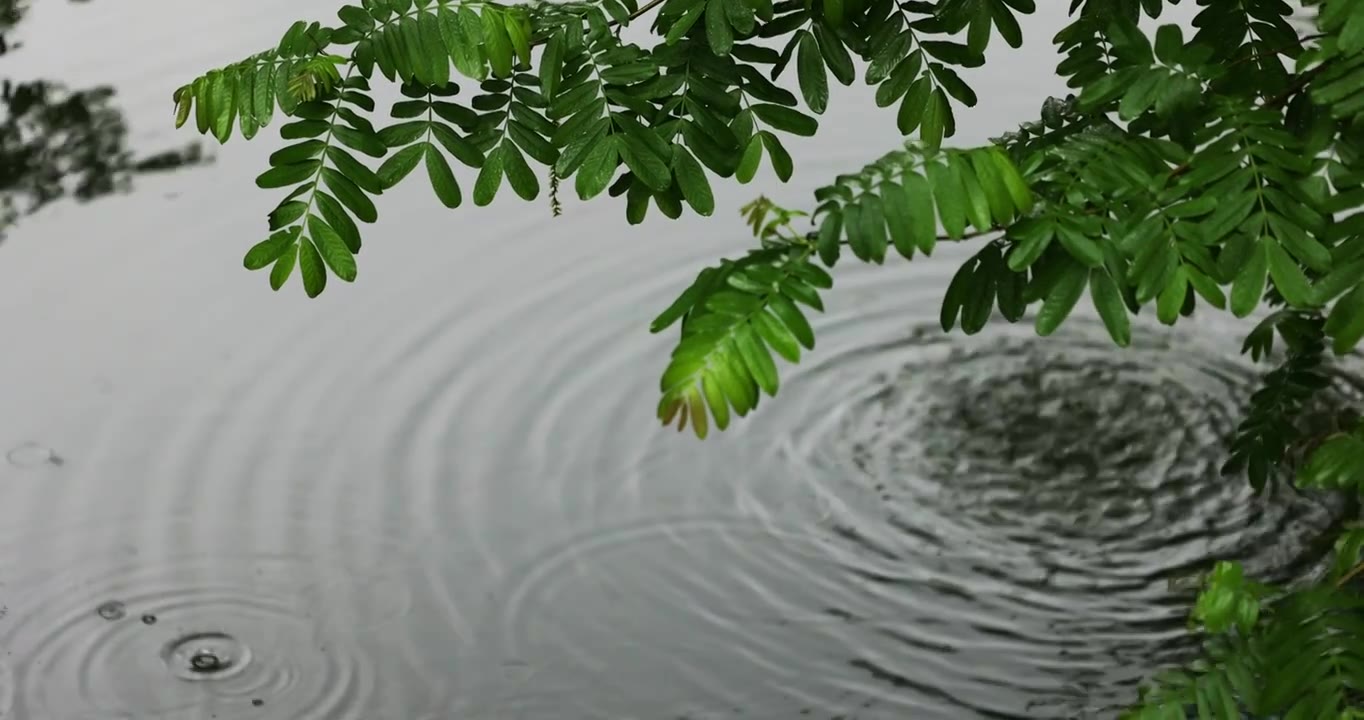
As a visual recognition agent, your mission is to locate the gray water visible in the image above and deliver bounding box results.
[0,1,1356,719]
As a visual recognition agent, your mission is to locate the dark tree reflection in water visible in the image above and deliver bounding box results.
[0,0,202,238]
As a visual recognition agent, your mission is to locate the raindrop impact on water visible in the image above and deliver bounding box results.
[94,601,125,621]
[163,632,251,681]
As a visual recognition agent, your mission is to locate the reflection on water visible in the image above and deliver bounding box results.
[0,0,201,238]
[0,1,1353,719]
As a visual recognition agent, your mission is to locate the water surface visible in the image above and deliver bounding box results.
[0,2,1353,718]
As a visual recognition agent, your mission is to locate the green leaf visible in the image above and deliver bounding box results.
[440,6,487,81]
[706,0,734,55]
[270,242,298,291]
[952,154,992,232]
[576,135,619,200]
[474,143,505,206]
[1265,239,1315,307]
[377,143,427,189]
[501,141,539,201]
[672,145,714,216]
[1036,261,1088,336]
[1297,433,1364,490]
[1090,269,1131,347]
[916,87,949,148]
[255,161,319,189]
[1231,239,1268,317]
[298,234,328,298]
[817,211,842,266]
[769,294,815,349]
[877,51,922,107]
[753,309,801,362]
[759,131,793,181]
[903,171,937,255]
[619,134,672,192]
[932,64,977,107]
[1156,266,1186,325]
[813,22,855,85]
[322,167,378,223]
[425,144,462,208]
[1056,224,1104,268]
[796,31,829,114]
[1154,24,1183,64]
[750,104,818,136]
[919,41,985,68]
[268,200,308,230]
[941,259,973,332]
[316,192,362,253]
[431,122,487,168]
[481,7,514,78]
[333,126,387,157]
[419,11,451,87]
[667,0,706,44]
[735,323,779,395]
[822,0,844,25]
[540,30,565,100]
[244,228,300,270]
[503,9,532,68]
[1327,283,1364,355]
[897,76,931,135]
[326,147,384,195]
[925,160,967,239]
[308,214,357,282]
[736,135,763,183]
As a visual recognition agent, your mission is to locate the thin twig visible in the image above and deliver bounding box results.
[1336,560,1364,589]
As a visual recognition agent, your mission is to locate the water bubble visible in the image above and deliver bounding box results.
[140,614,156,625]
[5,442,61,468]
[163,632,250,681]
[95,601,125,621]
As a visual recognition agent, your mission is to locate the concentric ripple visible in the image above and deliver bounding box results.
[762,310,1357,717]
[478,255,1361,719]
[0,535,443,720]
